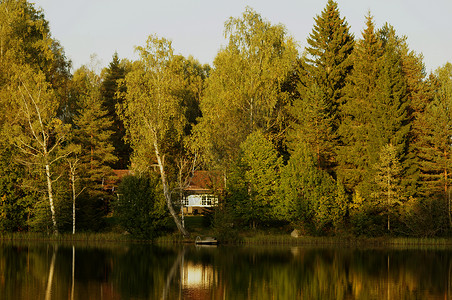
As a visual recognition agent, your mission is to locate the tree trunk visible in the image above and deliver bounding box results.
[45,164,58,235]
[71,171,76,235]
[153,137,190,237]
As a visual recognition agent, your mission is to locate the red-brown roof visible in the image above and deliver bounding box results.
[185,170,223,192]
[112,169,133,180]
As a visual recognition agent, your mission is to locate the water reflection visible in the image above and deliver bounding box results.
[0,242,452,299]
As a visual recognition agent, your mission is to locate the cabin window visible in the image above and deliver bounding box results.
[201,195,215,206]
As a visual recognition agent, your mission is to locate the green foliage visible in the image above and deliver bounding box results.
[337,14,382,190]
[101,52,131,169]
[373,143,403,231]
[193,7,297,169]
[71,65,117,206]
[226,131,282,228]
[417,64,452,196]
[0,145,31,232]
[0,1,451,237]
[301,0,354,127]
[241,131,282,227]
[119,35,187,173]
[115,175,170,238]
[211,205,241,243]
[289,82,335,170]
[280,143,339,234]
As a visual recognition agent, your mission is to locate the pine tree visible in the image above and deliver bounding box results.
[338,21,410,205]
[369,24,410,177]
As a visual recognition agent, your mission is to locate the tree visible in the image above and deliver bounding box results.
[115,174,170,238]
[301,0,354,129]
[193,7,297,169]
[337,14,382,191]
[0,0,71,233]
[232,131,282,228]
[417,63,452,227]
[279,143,337,234]
[71,65,117,231]
[289,82,335,169]
[119,35,190,237]
[101,52,131,169]
[9,65,70,235]
[293,0,354,173]
[338,21,411,207]
[373,143,402,231]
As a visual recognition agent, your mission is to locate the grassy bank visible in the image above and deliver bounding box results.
[3,231,452,249]
[0,232,133,243]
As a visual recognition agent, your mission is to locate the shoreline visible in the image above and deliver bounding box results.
[2,232,452,249]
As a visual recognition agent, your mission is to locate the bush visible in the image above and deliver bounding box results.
[114,174,170,239]
[211,206,241,243]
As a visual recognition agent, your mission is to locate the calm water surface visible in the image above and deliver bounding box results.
[1,241,452,299]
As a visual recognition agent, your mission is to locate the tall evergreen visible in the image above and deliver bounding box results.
[337,15,382,191]
[289,82,334,169]
[338,20,411,205]
[101,53,130,169]
[291,0,354,171]
[72,66,117,228]
[417,63,452,227]
[370,24,410,177]
[302,0,354,122]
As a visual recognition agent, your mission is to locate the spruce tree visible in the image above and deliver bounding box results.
[72,66,117,228]
[292,0,354,172]
[101,52,130,169]
[337,14,382,191]
[417,63,452,227]
[302,0,354,124]
[289,82,335,169]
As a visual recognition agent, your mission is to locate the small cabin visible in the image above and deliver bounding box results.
[183,171,222,215]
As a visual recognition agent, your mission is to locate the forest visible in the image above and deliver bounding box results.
[0,0,451,238]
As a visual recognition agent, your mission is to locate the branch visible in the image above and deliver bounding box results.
[18,85,43,148]
[21,80,47,147]
[14,138,41,157]
[50,150,72,166]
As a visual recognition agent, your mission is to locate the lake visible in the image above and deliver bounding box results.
[1,241,451,299]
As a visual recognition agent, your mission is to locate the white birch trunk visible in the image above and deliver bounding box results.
[45,163,58,235]
[153,136,189,237]
[71,171,76,235]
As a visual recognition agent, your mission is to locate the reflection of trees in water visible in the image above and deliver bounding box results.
[0,244,452,299]
[184,246,452,299]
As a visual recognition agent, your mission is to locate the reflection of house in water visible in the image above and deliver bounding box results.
[182,171,223,215]
[181,261,221,299]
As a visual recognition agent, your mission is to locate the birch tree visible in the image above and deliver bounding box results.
[193,8,297,168]
[9,65,70,235]
[119,35,189,237]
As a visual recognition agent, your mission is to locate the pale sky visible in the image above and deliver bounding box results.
[32,0,452,74]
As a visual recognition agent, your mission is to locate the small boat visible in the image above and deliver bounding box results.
[195,236,218,245]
